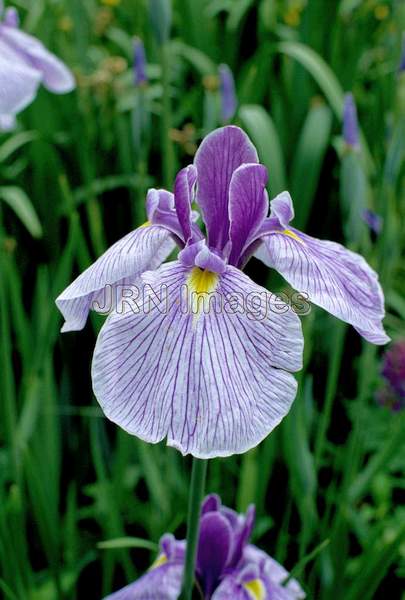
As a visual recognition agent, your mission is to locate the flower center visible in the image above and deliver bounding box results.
[187,267,219,295]
[185,267,219,320]
[149,553,167,571]
[280,229,303,243]
[243,578,266,600]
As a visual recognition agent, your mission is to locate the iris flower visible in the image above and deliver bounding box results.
[104,494,305,600]
[0,1,74,130]
[133,37,148,86]
[342,93,359,148]
[56,126,388,458]
[219,63,237,122]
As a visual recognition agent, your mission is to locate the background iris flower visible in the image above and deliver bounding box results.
[0,1,74,130]
[104,494,305,600]
[56,125,388,458]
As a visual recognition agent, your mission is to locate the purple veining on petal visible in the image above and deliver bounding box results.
[92,260,302,458]
[269,191,294,229]
[194,125,258,251]
[174,164,197,243]
[228,163,268,267]
[55,226,175,332]
[256,225,389,345]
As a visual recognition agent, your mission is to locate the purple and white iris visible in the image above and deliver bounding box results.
[56,125,388,458]
[0,1,74,130]
[104,494,305,600]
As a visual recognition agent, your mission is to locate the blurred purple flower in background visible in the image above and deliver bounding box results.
[133,37,148,86]
[343,93,359,148]
[56,126,388,458]
[0,0,75,130]
[104,495,305,600]
[377,340,405,411]
[219,63,237,122]
[361,209,383,235]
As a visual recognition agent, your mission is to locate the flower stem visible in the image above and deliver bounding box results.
[179,458,208,600]
[160,43,175,188]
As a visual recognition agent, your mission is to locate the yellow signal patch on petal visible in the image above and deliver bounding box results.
[280,228,304,243]
[187,267,219,295]
[244,578,266,600]
[149,553,167,571]
[186,267,219,319]
[140,220,151,228]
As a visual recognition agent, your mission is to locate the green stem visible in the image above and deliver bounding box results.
[160,43,175,188]
[180,458,208,600]
[314,321,346,469]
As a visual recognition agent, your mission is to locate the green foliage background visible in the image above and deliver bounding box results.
[0,0,404,598]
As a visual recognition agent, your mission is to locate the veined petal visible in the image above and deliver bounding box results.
[194,125,258,251]
[104,562,183,600]
[269,191,294,229]
[229,163,268,266]
[92,261,303,458]
[197,512,232,596]
[174,165,197,243]
[243,546,305,600]
[0,26,75,93]
[0,37,41,114]
[148,186,203,245]
[56,226,175,332]
[256,229,389,345]
[104,535,185,600]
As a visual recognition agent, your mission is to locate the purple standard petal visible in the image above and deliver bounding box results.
[174,165,197,243]
[133,36,148,86]
[197,512,233,596]
[343,93,359,148]
[256,227,389,345]
[269,191,295,229]
[201,493,221,514]
[227,504,255,568]
[219,63,237,122]
[56,225,175,332]
[194,125,258,251]
[149,185,203,245]
[0,38,41,114]
[228,164,268,266]
[0,26,75,93]
[92,261,303,458]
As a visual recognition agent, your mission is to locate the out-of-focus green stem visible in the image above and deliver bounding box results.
[179,458,208,600]
[314,321,346,469]
[160,43,175,188]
